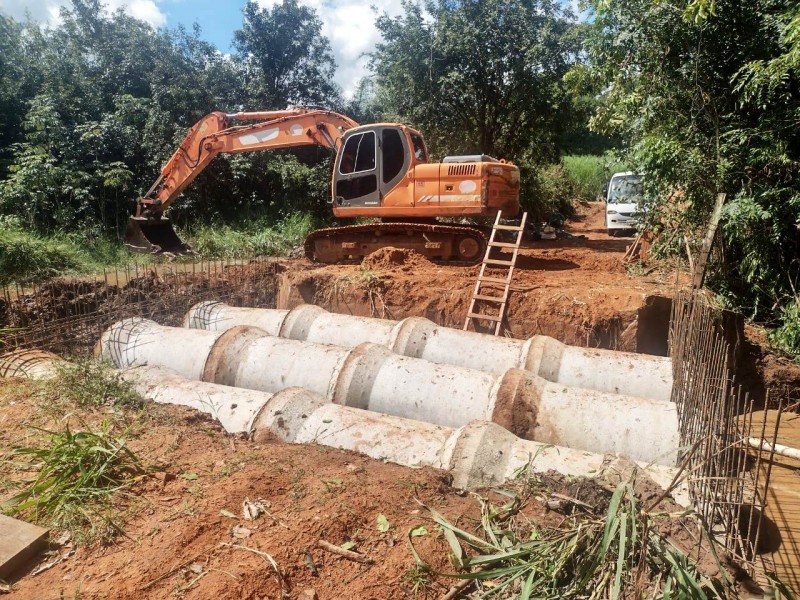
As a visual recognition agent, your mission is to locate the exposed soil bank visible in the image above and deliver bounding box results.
[274,203,798,399]
[276,204,679,355]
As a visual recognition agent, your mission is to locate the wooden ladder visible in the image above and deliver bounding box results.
[463,210,528,335]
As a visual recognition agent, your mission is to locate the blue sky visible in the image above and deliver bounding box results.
[0,0,579,97]
[164,0,247,53]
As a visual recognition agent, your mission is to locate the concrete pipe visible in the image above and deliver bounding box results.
[94,317,262,382]
[121,365,688,505]
[99,319,680,465]
[121,365,322,434]
[184,302,672,401]
[0,350,64,379]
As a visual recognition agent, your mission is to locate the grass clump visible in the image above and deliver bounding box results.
[410,477,734,599]
[562,154,631,202]
[0,223,87,285]
[45,358,144,410]
[2,420,144,543]
[186,213,314,258]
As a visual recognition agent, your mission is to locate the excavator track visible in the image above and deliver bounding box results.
[304,222,488,265]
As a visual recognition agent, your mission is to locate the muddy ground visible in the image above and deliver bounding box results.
[0,201,798,599]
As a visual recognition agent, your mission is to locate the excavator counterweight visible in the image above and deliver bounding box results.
[126,109,520,264]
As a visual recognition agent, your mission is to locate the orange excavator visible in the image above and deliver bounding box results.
[125,109,520,264]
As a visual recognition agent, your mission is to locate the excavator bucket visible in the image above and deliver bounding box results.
[124,217,192,254]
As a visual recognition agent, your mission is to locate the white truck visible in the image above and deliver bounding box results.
[605,171,644,236]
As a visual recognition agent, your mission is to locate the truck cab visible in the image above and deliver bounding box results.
[605,171,644,236]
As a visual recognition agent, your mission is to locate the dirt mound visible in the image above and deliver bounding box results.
[362,247,434,271]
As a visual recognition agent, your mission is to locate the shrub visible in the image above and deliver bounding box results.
[769,300,800,361]
[185,213,314,258]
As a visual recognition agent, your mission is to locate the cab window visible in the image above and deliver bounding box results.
[410,133,428,162]
[339,131,376,174]
[382,129,405,183]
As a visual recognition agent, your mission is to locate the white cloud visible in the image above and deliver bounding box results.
[0,0,166,28]
[256,0,405,98]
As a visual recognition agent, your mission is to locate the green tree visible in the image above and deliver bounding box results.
[0,16,44,175]
[581,0,800,338]
[233,0,339,109]
[371,0,581,162]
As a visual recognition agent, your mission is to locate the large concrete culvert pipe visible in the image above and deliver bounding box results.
[184,301,672,402]
[98,318,680,465]
[120,365,688,504]
[0,350,64,379]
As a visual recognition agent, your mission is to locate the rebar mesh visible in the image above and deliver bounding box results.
[670,289,784,574]
[0,256,279,357]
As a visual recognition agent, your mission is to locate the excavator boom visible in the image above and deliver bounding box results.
[126,109,358,253]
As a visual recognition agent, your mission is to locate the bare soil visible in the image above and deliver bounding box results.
[0,378,713,600]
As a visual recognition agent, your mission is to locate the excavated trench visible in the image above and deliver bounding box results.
[274,263,675,356]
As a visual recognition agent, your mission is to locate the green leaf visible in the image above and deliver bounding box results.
[376,513,391,533]
[341,541,356,550]
[180,473,199,480]
[442,527,464,568]
[409,525,428,537]
[220,509,237,519]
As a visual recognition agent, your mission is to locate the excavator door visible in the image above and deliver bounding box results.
[333,126,411,211]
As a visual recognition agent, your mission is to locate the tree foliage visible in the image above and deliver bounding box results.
[0,0,338,236]
[581,0,800,328]
[234,0,339,108]
[371,0,580,162]
[369,0,584,215]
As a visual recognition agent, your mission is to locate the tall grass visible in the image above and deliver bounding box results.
[0,216,133,284]
[410,477,733,599]
[2,420,144,542]
[562,154,631,202]
[184,213,314,258]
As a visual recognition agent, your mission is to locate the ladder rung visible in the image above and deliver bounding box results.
[494,224,525,231]
[466,312,503,322]
[484,258,514,266]
[478,276,510,284]
[473,294,506,303]
[488,241,518,249]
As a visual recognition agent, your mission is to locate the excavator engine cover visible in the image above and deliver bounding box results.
[124,217,192,254]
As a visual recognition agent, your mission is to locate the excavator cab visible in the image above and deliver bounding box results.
[332,125,424,211]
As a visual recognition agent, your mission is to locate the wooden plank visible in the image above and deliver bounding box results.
[473,294,506,303]
[488,241,518,249]
[493,224,525,231]
[0,514,49,581]
[466,312,502,322]
[484,258,514,266]
[748,410,800,594]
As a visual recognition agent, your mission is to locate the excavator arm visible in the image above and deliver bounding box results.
[126,109,358,253]
[136,109,359,217]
